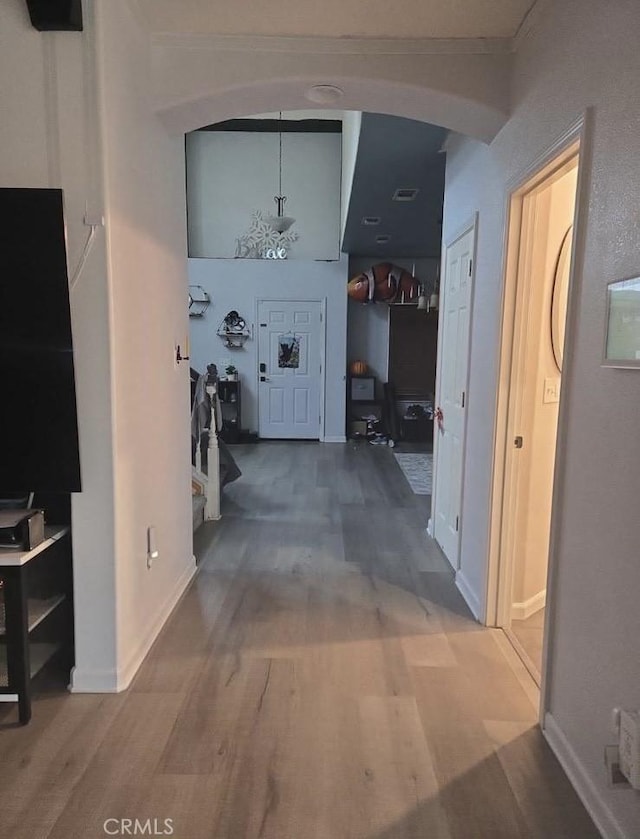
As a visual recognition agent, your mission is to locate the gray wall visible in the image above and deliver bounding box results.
[189,256,348,441]
[441,1,640,834]
[186,131,341,260]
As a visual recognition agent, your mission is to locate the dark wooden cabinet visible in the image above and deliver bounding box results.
[0,527,74,724]
[347,376,387,440]
[218,379,241,443]
[389,306,438,401]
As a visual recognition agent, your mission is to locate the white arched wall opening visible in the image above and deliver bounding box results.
[154,42,511,142]
[157,77,508,142]
[75,0,516,694]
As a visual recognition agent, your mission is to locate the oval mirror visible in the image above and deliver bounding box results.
[551,226,573,372]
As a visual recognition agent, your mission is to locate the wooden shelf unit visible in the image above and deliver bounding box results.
[217,379,242,443]
[0,526,74,724]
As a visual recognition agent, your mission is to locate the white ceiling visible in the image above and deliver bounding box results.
[136,0,535,40]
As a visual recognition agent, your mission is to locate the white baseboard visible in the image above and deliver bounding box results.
[117,557,197,691]
[511,588,546,621]
[543,713,628,839]
[70,666,119,693]
[455,569,481,620]
[323,435,347,443]
[70,556,197,694]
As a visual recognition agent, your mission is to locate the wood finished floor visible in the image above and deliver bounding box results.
[0,442,599,839]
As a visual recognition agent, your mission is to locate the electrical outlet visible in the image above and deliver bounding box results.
[147,526,159,569]
[604,745,630,788]
[543,377,560,403]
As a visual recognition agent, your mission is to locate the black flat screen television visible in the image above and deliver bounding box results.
[0,188,81,492]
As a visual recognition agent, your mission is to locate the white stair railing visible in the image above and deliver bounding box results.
[204,384,221,521]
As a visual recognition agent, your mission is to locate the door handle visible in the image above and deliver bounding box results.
[260,376,270,382]
[514,436,523,449]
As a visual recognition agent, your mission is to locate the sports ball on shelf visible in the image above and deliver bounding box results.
[396,270,420,302]
[371,262,397,302]
[349,360,368,376]
[347,275,369,303]
[347,263,420,304]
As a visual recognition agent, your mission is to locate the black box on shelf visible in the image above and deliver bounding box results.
[0,510,45,550]
[350,377,375,401]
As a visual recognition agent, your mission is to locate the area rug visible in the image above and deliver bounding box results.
[393,452,433,495]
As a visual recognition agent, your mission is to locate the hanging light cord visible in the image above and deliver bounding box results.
[279,111,283,200]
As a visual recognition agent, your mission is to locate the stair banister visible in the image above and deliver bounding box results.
[204,383,221,521]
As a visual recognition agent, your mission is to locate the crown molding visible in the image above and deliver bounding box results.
[150,32,513,56]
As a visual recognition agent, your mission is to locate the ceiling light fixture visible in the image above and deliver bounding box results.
[266,111,296,234]
[235,111,299,259]
[305,84,344,105]
[362,216,381,226]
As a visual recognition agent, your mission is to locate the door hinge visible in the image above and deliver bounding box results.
[320,312,323,322]
[461,391,465,408]
[468,259,473,277]
[455,515,459,532]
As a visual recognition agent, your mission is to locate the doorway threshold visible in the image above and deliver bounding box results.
[492,628,540,709]
[502,625,542,689]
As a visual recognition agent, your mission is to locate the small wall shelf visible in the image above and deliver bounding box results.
[188,285,211,318]
[217,310,252,349]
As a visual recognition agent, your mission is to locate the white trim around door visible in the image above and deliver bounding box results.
[430,214,478,579]
[485,112,590,722]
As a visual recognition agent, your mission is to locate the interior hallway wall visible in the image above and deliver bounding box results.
[442,1,640,834]
[95,0,195,688]
[0,0,118,688]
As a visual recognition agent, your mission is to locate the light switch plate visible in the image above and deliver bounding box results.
[543,377,561,403]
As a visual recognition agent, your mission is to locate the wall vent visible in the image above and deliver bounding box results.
[375,234,391,244]
[392,188,419,202]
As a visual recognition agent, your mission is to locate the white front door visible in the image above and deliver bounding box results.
[257,300,323,439]
[432,223,476,569]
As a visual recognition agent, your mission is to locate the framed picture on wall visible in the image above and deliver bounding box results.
[603,275,640,368]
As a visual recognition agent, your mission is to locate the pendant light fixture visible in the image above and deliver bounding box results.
[235,111,299,259]
[267,112,296,233]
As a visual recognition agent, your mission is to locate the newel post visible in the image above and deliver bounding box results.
[204,384,221,521]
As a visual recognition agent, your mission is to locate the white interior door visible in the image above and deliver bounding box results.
[432,224,476,569]
[257,300,323,439]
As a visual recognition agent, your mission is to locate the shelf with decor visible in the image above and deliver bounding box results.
[217,379,242,443]
[347,374,390,441]
[0,526,74,725]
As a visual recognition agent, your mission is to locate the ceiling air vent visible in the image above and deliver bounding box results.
[375,234,391,244]
[362,216,381,226]
[392,187,419,202]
